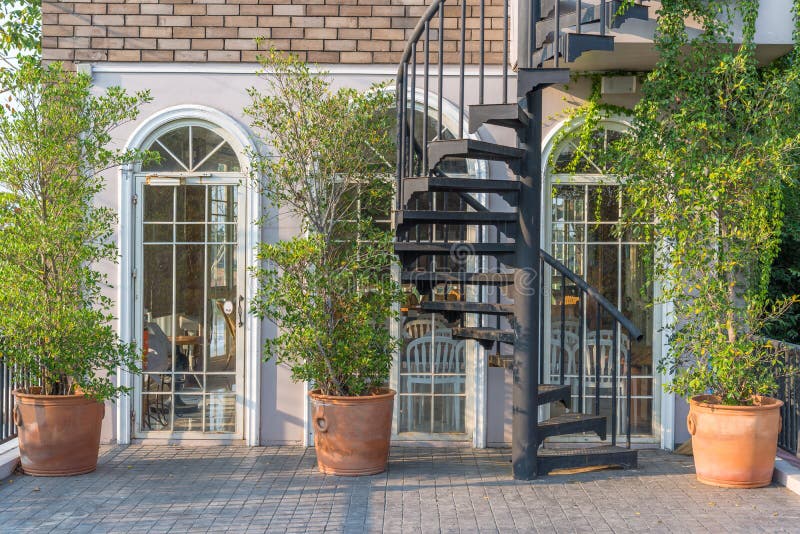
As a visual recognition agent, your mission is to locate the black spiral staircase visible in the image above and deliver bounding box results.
[394,0,649,479]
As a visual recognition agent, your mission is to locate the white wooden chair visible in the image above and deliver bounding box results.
[584,331,630,414]
[403,336,465,431]
[550,329,579,377]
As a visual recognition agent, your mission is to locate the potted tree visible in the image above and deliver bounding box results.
[246,51,400,475]
[0,61,150,476]
[607,1,800,487]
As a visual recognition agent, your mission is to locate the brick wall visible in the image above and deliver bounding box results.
[43,0,508,66]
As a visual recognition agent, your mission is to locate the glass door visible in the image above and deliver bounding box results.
[547,181,656,437]
[133,177,245,438]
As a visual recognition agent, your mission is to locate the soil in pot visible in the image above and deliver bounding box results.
[13,388,105,476]
[309,388,395,476]
[689,395,783,488]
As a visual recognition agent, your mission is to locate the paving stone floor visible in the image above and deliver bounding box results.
[0,446,798,533]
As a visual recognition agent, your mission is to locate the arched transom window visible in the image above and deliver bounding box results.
[142,123,242,173]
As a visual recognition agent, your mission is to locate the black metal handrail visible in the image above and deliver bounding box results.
[540,250,643,448]
[773,339,800,455]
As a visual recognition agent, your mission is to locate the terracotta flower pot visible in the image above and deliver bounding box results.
[688,395,783,488]
[13,388,105,476]
[309,388,395,476]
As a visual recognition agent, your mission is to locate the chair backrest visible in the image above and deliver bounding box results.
[585,333,629,381]
[405,336,463,374]
[403,318,449,339]
[551,320,581,336]
[550,330,579,375]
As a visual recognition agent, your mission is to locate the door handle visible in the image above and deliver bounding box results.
[237,295,245,327]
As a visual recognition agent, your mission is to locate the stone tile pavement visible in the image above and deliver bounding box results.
[0,446,798,533]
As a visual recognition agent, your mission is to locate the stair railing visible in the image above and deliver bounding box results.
[395,0,512,211]
[540,249,643,448]
[395,1,646,209]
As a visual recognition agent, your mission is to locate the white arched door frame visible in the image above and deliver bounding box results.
[118,105,262,445]
[540,115,667,446]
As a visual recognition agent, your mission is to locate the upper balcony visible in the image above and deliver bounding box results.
[534,0,795,71]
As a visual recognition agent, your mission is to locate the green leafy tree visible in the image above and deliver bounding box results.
[0,61,152,399]
[246,51,400,397]
[609,0,800,405]
[1,0,40,55]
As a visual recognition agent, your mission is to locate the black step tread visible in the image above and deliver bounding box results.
[532,33,615,67]
[537,384,571,406]
[401,272,516,285]
[397,210,517,226]
[468,103,529,133]
[517,68,571,96]
[537,2,649,44]
[537,446,638,475]
[401,176,521,206]
[395,242,515,255]
[428,139,525,172]
[404,176,521,193]
[452,327,515,344]
[561,33,615,63]
[536,6,603,48]
[538,413,606,446]
[421,301,514,315]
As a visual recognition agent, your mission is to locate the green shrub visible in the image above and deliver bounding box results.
[246,51,400,396]
[0,61,151,399]
[608,1,800,405]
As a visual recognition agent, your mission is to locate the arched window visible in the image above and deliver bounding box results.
[545,119,657,439]
[142,123,242,173]
[550,122,627,175]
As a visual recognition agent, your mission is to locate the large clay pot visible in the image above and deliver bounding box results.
[309,388,395,476]
[688,395,783,488]
[13,389,105,476]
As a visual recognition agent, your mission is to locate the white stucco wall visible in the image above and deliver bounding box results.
[88,61,693,448]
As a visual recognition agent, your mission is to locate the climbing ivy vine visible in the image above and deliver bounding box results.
[561,0,800,404]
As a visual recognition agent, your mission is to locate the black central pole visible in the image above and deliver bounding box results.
[512,87,543,480]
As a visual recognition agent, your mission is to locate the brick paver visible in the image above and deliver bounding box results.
[0,446,798,533]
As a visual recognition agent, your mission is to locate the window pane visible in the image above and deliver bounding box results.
[586,244,618,305]
[208,186,237,223]
[143,142,186,172]
[433,396,465,433]
[206,394,236,432]
[587,185,619,222]
[191,126,224,170]
[175,224,205,243]
[173,395,203,431]
[143,244,173,329]
[141,394,171,431]
[196,142,240,173]
[156,126,191,170]
[400,375,432,394]
[143,186,174,222]
[398,395,431,433]
[144,224,172,243]
[176,185,206,223]
[552,185,585,222]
